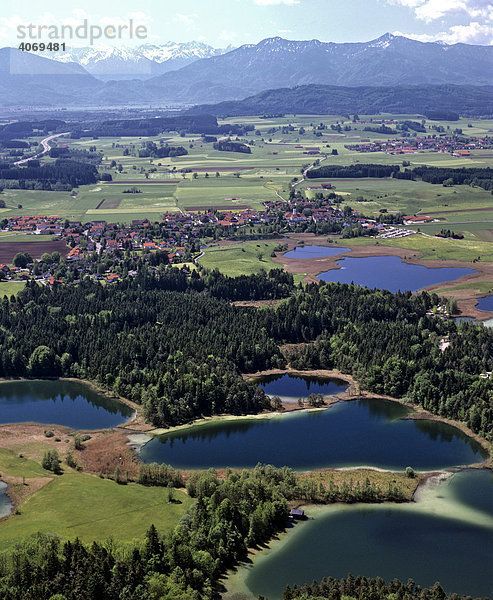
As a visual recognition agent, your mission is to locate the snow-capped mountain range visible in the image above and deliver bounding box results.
[39,42,233,80]
[2,34,492,108]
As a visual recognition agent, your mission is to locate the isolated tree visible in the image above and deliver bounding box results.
[167,481,174,503]
[42,449,62,474]
[13,252,32,268]
[27,345,56,376]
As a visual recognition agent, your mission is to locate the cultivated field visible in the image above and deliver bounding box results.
[0,239,68,263]
[1,113,491,237]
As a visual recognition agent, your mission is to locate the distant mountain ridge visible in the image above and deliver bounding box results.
[143,34,493,103]
[1,34,492,108]
[38,42,233,80]
[0,47,99,108]
[186,84,493,117]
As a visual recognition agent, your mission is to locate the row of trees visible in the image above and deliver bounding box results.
[283,575,476,600]
[137,142,188,159]
[396,165,493,191]
[307,164,400,179]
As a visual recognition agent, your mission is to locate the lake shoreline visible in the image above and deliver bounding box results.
[273,233,493,320]
[0,372,489,515]
[0,373,489,465]
[0,376,147,431]
[134,368,491,466]
[220,466,493,600]
[245,368,492,465]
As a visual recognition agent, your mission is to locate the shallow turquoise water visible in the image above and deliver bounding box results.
[0,481,12,519]
[243,470,493,599]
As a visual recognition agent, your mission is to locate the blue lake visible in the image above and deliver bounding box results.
[477,295,493,312]
[0,380,134,430]
[242,470,493,599]
[140,398,487,470]
[318,256,476,292]
[0,481,12,519]
[284,245,349,259]
[257,373,348,403]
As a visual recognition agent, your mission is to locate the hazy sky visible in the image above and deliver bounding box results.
[2,0,492,48]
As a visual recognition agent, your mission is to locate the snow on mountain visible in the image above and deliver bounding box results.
[38,42,232,80]
[139,41,230,62]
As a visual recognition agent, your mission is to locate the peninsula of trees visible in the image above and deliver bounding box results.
[0,270,490,437]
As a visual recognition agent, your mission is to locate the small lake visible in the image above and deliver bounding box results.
[455,316,475,324]
[318,256,475,293]
[284,245,349,259]
[477,295,493,312]
[240,469,493,599]
[257,373,348,403]
[0,380,134,430]
[0,482,12,519]
[139,398,486,470]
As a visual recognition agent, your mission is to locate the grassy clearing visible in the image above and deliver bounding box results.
[433,281,493,295]
[0,448,49,478]
[0,473,193,549]
[200,241,282,277]
[0,282,26,297]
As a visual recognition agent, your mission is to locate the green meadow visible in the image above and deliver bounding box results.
[0,282,26,297]
[199,241,284,277]
[0,470,192,550]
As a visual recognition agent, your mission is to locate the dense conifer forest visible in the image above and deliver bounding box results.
[0,269,490,436]
[0,160,99,189]
[398,166,493,191]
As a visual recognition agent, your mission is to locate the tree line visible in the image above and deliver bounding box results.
[0,159,99,189]
[281,574,484,600]
[307,164,400,179]
[397,165,493,192]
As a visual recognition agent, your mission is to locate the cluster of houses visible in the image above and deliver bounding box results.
[344,135,492,155]
[0,193,417,284]
[5,215,64,234]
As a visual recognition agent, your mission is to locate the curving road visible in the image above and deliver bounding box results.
[13,132,71,166]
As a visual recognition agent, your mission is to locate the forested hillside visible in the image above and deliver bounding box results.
[187,84,493,117]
